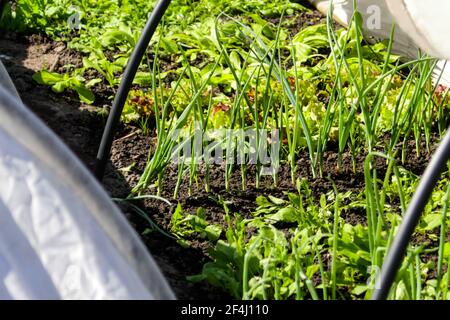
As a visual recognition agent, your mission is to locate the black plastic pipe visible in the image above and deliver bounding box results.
[94,0,172,180]
[372,125,450,300]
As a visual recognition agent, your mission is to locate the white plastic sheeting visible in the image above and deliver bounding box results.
[0,63,175,300]
[387,1,450,60]
[0,61,20,101]
[308,0,450,86]
[0,130,157,299]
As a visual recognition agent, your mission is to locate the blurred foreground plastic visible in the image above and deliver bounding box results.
[0,61,175,300]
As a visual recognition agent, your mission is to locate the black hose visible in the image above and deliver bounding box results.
[372,126,450,300]
[94,0,172,180]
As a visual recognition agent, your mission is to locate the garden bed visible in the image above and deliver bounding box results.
[2,0,450,300]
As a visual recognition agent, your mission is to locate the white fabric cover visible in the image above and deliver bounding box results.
[0,65,175,300]
[0,129,155,299]
[387,1,450,60]
[308,0,450,86]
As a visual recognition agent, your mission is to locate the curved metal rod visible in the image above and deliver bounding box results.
[95,0,172,180]
[372,125,450,299]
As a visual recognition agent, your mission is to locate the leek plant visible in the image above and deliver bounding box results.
[363,152,405,287]
[132,51,223,194]
[213,15,257,191]
[213,14,286,190]
[223,14,317,180]
[436,182,450,299]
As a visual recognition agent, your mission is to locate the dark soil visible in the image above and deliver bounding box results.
[108,126,439,226]
[0,31,103,169]
[0,2,445,300]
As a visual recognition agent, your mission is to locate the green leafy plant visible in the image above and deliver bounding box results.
[32,70,95,104]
